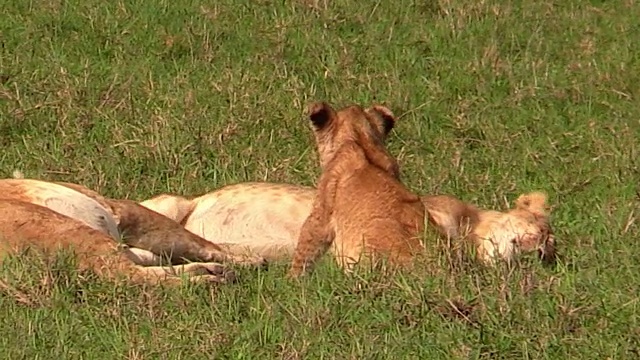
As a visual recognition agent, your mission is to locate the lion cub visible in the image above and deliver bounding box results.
[289,102,426,277]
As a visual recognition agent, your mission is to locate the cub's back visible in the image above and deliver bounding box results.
[331,166,426,266]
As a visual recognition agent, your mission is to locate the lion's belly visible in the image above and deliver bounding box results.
[183,186,314,261]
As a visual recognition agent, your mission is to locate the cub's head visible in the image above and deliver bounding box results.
[306,101,398,174]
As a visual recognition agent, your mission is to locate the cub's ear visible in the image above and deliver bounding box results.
[368,105,396,134]
[308,101,336,130]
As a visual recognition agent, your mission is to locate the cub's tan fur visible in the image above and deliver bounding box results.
[288,102,426,277]
[0,179,267,268]
[142,185,555,266]
[0,199,235,285]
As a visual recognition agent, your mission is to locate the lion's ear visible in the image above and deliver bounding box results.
[368,105,396,134]
[515,191,549,215]
[308,102,337,130]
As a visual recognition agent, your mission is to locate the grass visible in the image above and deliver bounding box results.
[1,0,639,358]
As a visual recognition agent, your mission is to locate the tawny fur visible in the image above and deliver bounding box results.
[0,179,267,268]
[0,199,235,285]
[421,194,481,240]
[287,102,426,277]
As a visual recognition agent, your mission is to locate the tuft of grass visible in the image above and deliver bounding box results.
[1,0,639,358]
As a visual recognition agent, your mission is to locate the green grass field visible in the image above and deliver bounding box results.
[1,0,639,358]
